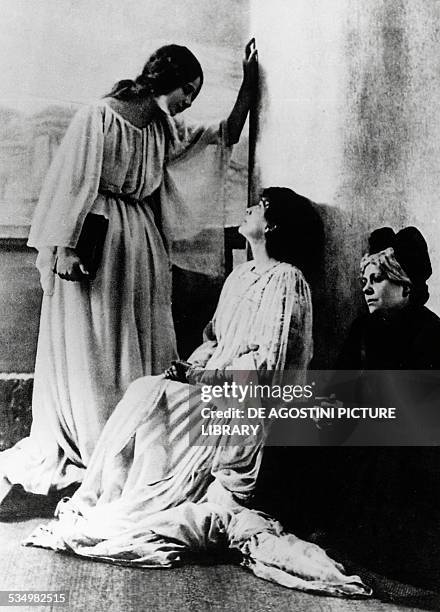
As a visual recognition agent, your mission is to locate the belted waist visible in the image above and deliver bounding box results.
[98,188,144,205]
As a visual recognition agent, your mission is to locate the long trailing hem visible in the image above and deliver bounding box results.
[24,500,371,598]
[21,371,371,599]
[19,260,372,598]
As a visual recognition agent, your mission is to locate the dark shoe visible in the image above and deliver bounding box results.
[47,483,80,506]
[0,481,81,522]
[0,484,58,522]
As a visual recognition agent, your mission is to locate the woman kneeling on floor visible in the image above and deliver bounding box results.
[25,188,371,599]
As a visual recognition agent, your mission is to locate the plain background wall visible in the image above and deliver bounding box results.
[3,0,440,371]
[0,0,248,114]
[251,0,440,367]
[0,0,250,372]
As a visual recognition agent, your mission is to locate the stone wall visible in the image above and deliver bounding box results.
[0,241,41,373]
[0,375,33,451]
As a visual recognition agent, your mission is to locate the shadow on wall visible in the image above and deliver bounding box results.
[310,203,366,370]
[172,266,224,359]
[247,57,367,370]
[0,376,33,451]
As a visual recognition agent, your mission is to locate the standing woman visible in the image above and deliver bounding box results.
[0,41,257,506]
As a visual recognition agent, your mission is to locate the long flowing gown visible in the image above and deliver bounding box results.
[25,262,371,598]
[0,101,231,494]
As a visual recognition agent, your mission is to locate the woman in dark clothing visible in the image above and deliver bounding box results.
[256,226,440,591]
[338,226,440,371]
[324,226,440,590]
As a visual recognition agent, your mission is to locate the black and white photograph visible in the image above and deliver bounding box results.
[1,1,440,610]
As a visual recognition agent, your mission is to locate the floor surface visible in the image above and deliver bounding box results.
[0,518,433,612]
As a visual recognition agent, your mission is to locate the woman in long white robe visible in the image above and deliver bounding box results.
[0,43,256,498]
[26,188,371,598]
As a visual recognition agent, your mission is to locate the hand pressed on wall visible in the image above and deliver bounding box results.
[226,38,258,145]
[242,38,258,89]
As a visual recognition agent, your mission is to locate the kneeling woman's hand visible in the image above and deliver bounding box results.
[55,247,89,281]
[164,360,191,382]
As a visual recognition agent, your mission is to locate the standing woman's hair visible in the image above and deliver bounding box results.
[106,44,204,100]
[262,187,323,281]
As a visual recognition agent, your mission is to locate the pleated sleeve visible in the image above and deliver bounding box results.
[27,104,104,249]
[159,117,233,275]
[219,264,313,382]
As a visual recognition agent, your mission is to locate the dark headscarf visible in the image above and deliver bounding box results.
[361,226,432,305]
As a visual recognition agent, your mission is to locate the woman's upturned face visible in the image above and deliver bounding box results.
[158,76,202,116]
[361,262,409,313]
[239,196,270,241]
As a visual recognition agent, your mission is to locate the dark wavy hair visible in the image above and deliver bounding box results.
[261,187,323,280]
[106,44,203,100]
